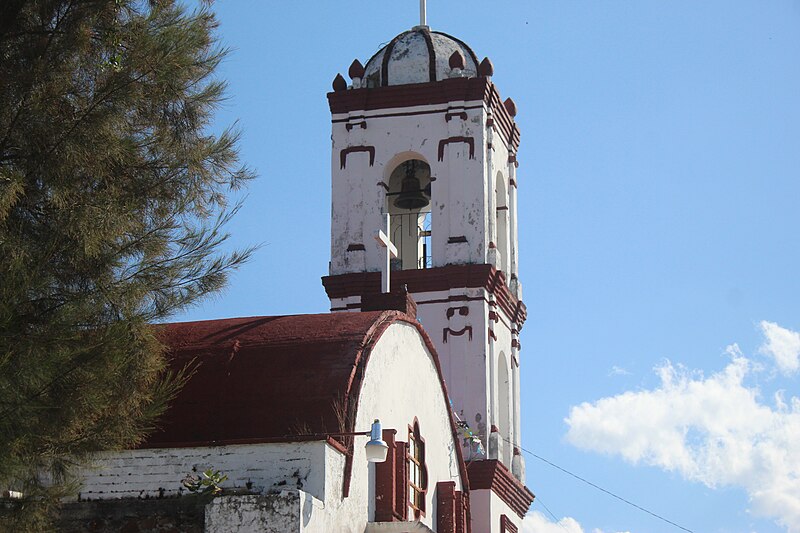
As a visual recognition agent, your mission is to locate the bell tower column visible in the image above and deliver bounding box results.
[322,27,526,484]
[322,23,534,533]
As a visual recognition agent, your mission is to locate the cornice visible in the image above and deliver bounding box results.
[322,264,527,328]
[466,459,534,518]
[328,77,520,152]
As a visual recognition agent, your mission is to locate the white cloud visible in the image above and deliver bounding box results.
[521,511,585,533]
[759,321,800,375]
[565,341,800,531]
[520,512,630,533]
[609,365,632,376]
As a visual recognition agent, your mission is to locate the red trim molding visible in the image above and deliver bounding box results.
[375,429,407,522]
[446,306,469,318]
[437,481,456,532]
[332,104,483,124]
[443,326,473,343]
[361,288,417,317]
[466,460,534,518]
[322,264,527,328]
[500,514,519,533]
[437,480,471,533]
[455,490,469,533]
[439,136,475,161]
[445,111,468,122]
[340,145,375,168]
[328,77,520,152]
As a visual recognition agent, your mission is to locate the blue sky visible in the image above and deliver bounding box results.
[176,2,800,531]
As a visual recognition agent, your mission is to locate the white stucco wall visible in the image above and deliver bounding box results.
[415,288,490,455]
[414,288,518,471]
[328,85,524,481]
[330,101,491,276]
[323,320,466,532]
[77,441,333,501]
[330,284,523,476]
[330,95,520,282]
[469,488,522,533]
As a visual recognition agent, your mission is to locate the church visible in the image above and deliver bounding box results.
[62,8,535,533]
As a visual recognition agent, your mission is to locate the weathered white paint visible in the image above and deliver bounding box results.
[331,103,500,276]
[77,441,334,501]
[469,488,522,533]
[495,171,509,273]
[367,521,435,532]
[362,32,478,88]
[497,350,511,466]
[205,492,326,533]
[507,156,521,299]
[309,321,467,532]
[329,65,525,482]
[330,283,522,477]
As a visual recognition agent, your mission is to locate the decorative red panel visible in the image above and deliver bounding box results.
[375,429,398,522]
[437,481,456,533]
[394,441,408,519]
[375,430,409,522]
[500,514,518,533]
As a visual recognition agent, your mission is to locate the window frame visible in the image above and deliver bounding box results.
[407,419,428,518]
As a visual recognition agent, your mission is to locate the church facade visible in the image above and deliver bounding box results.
[64,20,534,533]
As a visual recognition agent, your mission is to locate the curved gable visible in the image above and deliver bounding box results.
[339,316,472,529]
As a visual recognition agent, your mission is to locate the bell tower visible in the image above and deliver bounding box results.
[322,22,527,485]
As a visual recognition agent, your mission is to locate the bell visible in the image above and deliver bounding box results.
[394,176,430,210]
[393,161,430,210]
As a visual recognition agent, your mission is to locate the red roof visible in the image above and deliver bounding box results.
[146,311,407,448]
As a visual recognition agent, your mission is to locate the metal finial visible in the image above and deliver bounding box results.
[420,0,427,27]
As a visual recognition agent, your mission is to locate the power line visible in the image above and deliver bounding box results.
[506,438,695,533]
[532,494,572,533]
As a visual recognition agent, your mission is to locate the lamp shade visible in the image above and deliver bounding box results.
[365,419,389,463]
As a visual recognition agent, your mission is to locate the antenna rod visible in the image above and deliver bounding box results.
[420,0,427,27]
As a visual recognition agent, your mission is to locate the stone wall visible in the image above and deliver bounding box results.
[57,497,206,533]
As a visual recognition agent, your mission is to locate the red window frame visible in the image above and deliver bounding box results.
[407,419,428,518]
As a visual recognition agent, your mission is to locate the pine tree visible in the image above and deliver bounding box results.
[0,1,254,528]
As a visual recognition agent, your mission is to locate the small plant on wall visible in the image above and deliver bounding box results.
[182,468,228,496]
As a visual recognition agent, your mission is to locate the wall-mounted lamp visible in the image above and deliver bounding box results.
[290,419,391,463]
[365,419,389,463]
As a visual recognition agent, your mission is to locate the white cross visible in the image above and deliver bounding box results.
[420,0,427,27]
[374,213,398,294]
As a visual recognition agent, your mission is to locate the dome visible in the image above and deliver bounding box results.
[363,27,480,88]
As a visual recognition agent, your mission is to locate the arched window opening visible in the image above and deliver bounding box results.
[498,351,512,467]
[407,420,428,518]
[386,159,432,270]
[495,172,509,274]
